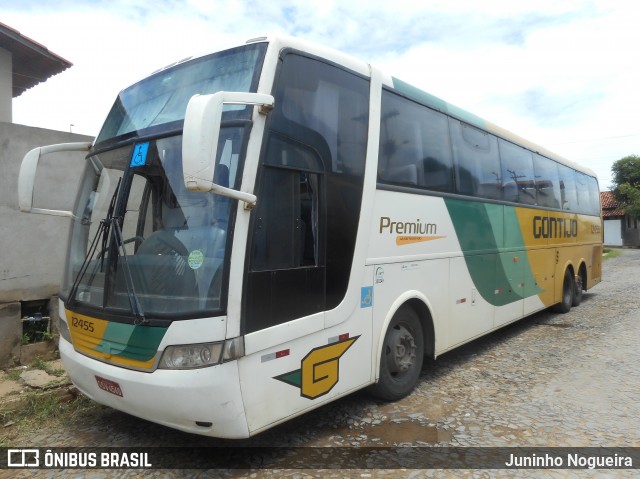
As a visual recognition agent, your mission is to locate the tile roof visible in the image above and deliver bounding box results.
[0,22,72,98]
[600,191,625,217]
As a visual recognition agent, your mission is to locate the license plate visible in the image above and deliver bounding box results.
[95,375,123,397]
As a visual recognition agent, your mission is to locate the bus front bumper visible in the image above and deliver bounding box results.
[59,337,250,439]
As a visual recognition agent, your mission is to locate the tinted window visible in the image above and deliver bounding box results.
[379,91,453,192]
[96,44,266,145]
[450,119,502,199]
[264,134,324,171]
[277,54,368,175]
[533,154,561,209]
[575,171,600,215]
[586,175,601,215]
[575,171,591,213]
[499,140,536,205]
[557,164,578,212]
[250,166,320,271]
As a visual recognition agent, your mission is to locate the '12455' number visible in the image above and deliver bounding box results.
[72,317,95,333]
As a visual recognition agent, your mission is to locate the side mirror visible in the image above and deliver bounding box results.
[182,91,274,207]
[18,142,93,217]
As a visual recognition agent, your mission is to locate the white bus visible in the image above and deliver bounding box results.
[19,35,602,438]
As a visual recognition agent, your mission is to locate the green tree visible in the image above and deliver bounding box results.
[611,155,640,219]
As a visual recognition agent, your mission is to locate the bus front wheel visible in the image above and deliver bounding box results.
[370,306,424,401]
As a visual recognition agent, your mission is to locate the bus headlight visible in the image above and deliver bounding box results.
[158,337,245,369]
[158,343,224,369]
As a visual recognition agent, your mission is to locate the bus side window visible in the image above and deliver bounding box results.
[251,135,323,271]
[450,119,502,200]
[245,158,325,331]
[499,140,536,205]
[557,164,578,211]
[575,171,592,215]
[533,154,561,209]
[251,167,320,272]
[378,90,453,192]
[587,175,601,216]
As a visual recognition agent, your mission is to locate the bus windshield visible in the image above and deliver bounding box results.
[95,43,267,146]
[64,130,244,319]
[60,42,268,320]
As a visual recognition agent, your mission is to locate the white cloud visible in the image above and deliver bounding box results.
[5,0,640,187]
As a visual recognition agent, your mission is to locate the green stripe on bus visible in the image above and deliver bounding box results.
[121,324,167,362]
[96,322,167,362]
[444,199,542,306]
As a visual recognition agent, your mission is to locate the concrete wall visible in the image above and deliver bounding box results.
[0,121,93,303]
[622,216,640,248]
[0,48,12,123]
[1,122,93,365]
[0,301,20,365]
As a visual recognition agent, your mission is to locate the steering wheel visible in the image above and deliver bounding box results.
[135,230,196,297]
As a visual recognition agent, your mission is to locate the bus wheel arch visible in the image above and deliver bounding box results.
[405,298,435,358]
[369,296,434,401]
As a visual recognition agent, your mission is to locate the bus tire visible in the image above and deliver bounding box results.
[572,272,583,307]
[369,306,424,401]
[554,269,575,314]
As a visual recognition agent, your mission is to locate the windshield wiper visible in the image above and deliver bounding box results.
[67,218,108,306]
[67,178,147,325]
[110,217,147,325]
[68,218,148,324]
[100,178,121,270]
[68,178,121,306]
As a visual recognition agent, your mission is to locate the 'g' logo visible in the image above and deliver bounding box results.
[274,336,359,399]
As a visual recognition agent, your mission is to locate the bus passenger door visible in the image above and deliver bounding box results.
[243,161,326,333]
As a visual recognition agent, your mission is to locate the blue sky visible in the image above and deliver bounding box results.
[3,0,640,188]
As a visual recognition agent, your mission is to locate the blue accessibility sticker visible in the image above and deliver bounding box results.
[360,286,373,308]
[130,142,150,168]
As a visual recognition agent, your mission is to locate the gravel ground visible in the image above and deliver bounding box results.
[3,249,639,478]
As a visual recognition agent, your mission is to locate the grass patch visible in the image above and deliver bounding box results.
[2,356,65,385]
[30,357,65,377]
[603,248,622,260]
[5,368,23,382]
[0,391,102,447]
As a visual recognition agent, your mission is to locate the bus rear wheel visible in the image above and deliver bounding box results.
[369,306,424,401]
[572,272,584,307]
[554,269,575,314]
